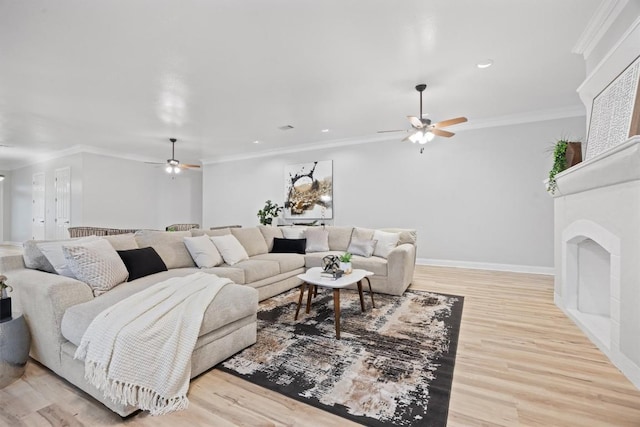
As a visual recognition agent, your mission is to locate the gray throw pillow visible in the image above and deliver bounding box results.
[347,236,377,258]
[305,228,330,252]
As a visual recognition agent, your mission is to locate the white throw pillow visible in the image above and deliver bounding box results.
[372,230,400,258]
[37,236,99,278]
[304,227,330,252]
[62,238,129,295]
[281,227,306,239]
[210,234,249,266]
[184,235,223,268]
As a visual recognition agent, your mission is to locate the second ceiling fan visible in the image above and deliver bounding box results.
[379,84,467,149]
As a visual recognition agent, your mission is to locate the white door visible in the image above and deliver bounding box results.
[54,167,71,239]
[32,172,46,240]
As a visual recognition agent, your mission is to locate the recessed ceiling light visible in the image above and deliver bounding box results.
[321,129,329,133]
[476,59,493,69]
[253,140,260,144]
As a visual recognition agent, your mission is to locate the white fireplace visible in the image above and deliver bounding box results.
[553,136,640,388]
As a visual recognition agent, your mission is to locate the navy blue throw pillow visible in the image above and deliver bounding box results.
[117,247,168,281]
[271,238,307,254]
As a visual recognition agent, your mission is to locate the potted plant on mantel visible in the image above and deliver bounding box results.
[257,200,283,226]
[547,139,582,194]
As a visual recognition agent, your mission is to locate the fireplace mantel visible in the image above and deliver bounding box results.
[552,136,640,196]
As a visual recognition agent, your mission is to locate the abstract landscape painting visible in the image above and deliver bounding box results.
[284,160,333,220]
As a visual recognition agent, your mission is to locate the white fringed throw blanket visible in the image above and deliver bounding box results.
[75,272,232,415]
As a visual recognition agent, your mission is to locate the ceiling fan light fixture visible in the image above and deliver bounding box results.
[424,131,435,143]
[165,165,173,173]
[409,131,423,144]
[476,59,494,69]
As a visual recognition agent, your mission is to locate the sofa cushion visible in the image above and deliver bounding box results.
[326,226,354,251]
[251,253,306,273]
[199,266,245,284]
[352,255,388,276]
[230,259,280,283]
[231,227,268,256]
[103,233,138,251]
[305,227,330,252]
[351,227,375,241]
[380,228,417,246]
[36,236,99,278]
[118,247,168,281]
[373,230,400,258]
[258,226,283,252]
[304,251,343,269]
[210,234,249,266]
[271,238,306,254]
[61,271,257,348]
[184,235,223,268]
[134,230,195,269]
[190,228,231,237]
[63,238,129,296]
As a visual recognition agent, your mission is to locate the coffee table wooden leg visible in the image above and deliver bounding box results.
[333,289,341,339]
[295,283,306,320]
[365,277,375,308]
[306,283,313,314]
[357,281,366,312]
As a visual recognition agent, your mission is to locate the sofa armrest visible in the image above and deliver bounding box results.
[4,267,93,373]
[386,243,416,295]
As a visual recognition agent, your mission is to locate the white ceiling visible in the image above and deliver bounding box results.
[0,0,601,170]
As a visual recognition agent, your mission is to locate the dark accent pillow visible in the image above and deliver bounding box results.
[271,238,307,254]
[117,247,168,281]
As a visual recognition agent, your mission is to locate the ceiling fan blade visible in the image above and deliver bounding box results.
[178,164,201,169]
[377,129,407,133]
[431,128,455,138]
[144,161,164,165]
[407,116,424,128]
[432,117,468,128]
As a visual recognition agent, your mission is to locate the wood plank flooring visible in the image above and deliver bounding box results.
[0,265,639,426]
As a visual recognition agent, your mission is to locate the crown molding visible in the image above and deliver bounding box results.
[202,105,586,164]
[573,0,629,59]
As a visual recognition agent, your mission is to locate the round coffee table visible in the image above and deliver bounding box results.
[295,267,374,339]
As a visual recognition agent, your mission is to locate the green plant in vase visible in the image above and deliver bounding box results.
[547,139,569,195]
[257,200,283,226]
[339,252,353,274]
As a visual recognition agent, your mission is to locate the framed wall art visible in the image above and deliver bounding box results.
[585,55,640,160]
[284,160,333,220]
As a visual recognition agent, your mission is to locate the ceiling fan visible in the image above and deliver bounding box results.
[149,138,201,174]
[378,84,467,152]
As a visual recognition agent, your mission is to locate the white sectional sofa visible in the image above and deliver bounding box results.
[0,224,416,416]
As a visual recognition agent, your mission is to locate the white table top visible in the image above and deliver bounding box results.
[297,267,373,289]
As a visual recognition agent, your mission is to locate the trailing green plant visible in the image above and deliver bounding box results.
[257,200,283,225]
[547,139,569,194]
[339,252,352,263]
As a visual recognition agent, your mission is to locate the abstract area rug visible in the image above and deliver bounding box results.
[220,288,463,427]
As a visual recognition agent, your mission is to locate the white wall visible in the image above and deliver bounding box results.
[203,116,586,270]
[6,152,202,241]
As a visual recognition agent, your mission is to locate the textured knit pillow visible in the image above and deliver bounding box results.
[372,230,400,258]
[117,247,168,281]
[63,238,129,295]
[210,234,249,265]
[184,235,223,268]
[271,238,307,254]
[305,228,330,252]
[347,236,377,258]
[37,236,99,278]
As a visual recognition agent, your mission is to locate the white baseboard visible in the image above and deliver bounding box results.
[416,258,554,276]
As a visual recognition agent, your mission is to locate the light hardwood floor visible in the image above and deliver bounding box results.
[0,265,639,426]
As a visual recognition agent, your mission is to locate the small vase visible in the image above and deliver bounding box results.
[339,262,352,274]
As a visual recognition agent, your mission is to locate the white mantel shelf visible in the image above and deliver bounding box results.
[553,136,640,197]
